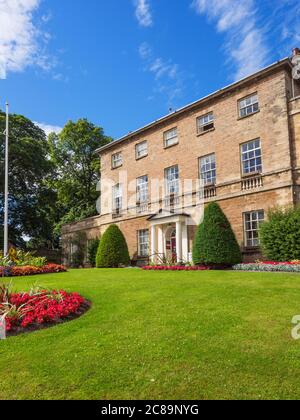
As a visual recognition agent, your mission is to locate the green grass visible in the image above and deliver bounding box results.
[1,269,300,400]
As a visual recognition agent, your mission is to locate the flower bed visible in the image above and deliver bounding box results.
[233,261,300,272]
[0,264,67,277]
[143,265,210,271]
[0,287,89,337]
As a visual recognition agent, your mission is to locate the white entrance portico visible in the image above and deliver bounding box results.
[148,210,190,263]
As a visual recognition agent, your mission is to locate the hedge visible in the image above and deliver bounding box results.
[96,225,130,268]
[193,202,242,266]
[260,206,300,262]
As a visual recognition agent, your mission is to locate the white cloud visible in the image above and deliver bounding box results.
[139,42,152,59]
[149,58,178,80]
[139,42,184,106]
[0,0,52,79]
[134,0,153,27]
[192,0,269,80]
[278,0,300,46]
[34,122,62,136]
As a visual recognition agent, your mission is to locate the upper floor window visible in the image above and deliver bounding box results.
[238,94,259,118]
[197,112,214,134]
[244,210,265,247]
[138,229,149,257]
[241,139,262,176]
[164,128,178,148]
[200,154,216,186]
[112,152,123,169]
[136,141,148,159]
[112,184,122,212]
[165,165,179,196]
[136,175,149,204]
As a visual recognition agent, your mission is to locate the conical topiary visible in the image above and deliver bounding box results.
[96,224,130,268]
[193,202,242,266]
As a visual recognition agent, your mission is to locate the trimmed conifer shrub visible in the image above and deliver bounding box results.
[192,202,242,266]
[96,225,130,268]
[260,206,300,262]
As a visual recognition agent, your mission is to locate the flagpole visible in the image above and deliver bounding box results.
[4,102,9,256]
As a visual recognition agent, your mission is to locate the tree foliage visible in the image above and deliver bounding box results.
[49,119,112,234]
[0,112,112,249]
[0,111,57,248]
[260,206,300,262]
[96,225,130,268]
[193,202,242,266]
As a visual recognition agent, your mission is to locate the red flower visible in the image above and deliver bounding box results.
[3,290,85,332]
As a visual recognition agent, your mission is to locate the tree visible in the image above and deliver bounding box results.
[260,206,300,262]
[193,202,242,266]
[87,238,100,267]
[96,225,130,268]
[0,111,57,248]
[49,119,112,234]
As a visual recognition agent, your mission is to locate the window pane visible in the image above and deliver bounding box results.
[200,154,216,186]
[112,153,122,168]
[244,211,265,247]
[165,166,179,195]
[136,141,148,158]
[112,184,122,210]
[239,94,259,117]
[164,128,178,147]
[137,175,149,203]
[198,112,214,133]
[241,139,262,175]
[138,230,149,257]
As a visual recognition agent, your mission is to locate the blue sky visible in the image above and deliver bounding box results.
[0,0,299,139]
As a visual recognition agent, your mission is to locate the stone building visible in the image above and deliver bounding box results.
[62,51,300,266]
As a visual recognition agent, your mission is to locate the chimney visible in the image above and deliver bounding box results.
[292,48,300,57]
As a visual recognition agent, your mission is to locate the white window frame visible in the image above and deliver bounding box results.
[136,141,148,159]
[197,112,214,134]
[164,127,178,148]
[200,154,216,186]
[112,184,123,212]
[136,175,149,204]
[165,165,180,196]
[241,139,262,176]
[239,94,259,118]
[138,230,149,257]
[112,152,123,169]
[244,210,265,248]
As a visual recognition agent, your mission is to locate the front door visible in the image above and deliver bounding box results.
[170,229,177,262]
[165,227,177,263]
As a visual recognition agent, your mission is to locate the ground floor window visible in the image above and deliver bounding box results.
[69,242,77,265]
[138,230,149,257]
[244,210,265,247]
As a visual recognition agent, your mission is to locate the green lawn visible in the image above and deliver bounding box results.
[1,269,300,400]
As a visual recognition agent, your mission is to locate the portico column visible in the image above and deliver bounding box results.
[176,221,183,263]
[182,223,188,262]
[151,225,157,262]
[157,226,164,257]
